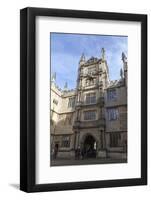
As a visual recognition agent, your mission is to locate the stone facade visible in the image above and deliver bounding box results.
[50,49,127,160]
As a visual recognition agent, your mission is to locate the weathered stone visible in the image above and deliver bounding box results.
[50,51,127,162]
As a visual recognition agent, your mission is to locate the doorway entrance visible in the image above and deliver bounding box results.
[83,135,96,158]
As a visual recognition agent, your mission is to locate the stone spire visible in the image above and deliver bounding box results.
[51,72,56,83]
[79,53,85,66]
[121,52,128,87]
[80,53,85,61]
[101,48,105,60]
[120,68,123,79]
[122,52,127,63]
[122,52,127,71]
[64,81,68,91]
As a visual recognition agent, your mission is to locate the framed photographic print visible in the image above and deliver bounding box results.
[20,7,147,192]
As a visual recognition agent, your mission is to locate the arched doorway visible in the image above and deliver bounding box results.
[82,135,97,158]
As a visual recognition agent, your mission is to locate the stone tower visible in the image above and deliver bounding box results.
[73,48,109,158]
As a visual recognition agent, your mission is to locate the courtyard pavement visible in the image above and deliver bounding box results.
[51,157,127,167]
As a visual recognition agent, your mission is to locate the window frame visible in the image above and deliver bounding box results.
[83,110,96,121]
[61,135,70,148]
[107,89,117,101]
[68,97,75,108]
[107,107,119,121]
[85,92,96,104]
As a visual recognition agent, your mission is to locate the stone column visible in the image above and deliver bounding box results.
[75,131,80,149]
[97,129,107,158]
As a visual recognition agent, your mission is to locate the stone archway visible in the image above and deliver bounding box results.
[82,135,97,158]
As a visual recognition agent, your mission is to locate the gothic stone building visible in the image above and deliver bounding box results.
[50,49,127,160]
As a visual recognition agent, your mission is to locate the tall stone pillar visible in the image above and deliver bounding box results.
[97,129,107,158]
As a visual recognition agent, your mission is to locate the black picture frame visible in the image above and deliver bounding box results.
[20,7,147,192]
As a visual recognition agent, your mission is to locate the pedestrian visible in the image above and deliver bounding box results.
[54,144,58,159]
[77,146,81,159]
[81,148,85,159]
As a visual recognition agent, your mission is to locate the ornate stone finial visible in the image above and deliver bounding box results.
[51,72,56,82]
[120,68,123,78]
[122,52,127,63]
[64,82,68,90]
[101,48,105,60]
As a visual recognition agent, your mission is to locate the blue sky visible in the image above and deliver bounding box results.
[50,33,128,89]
